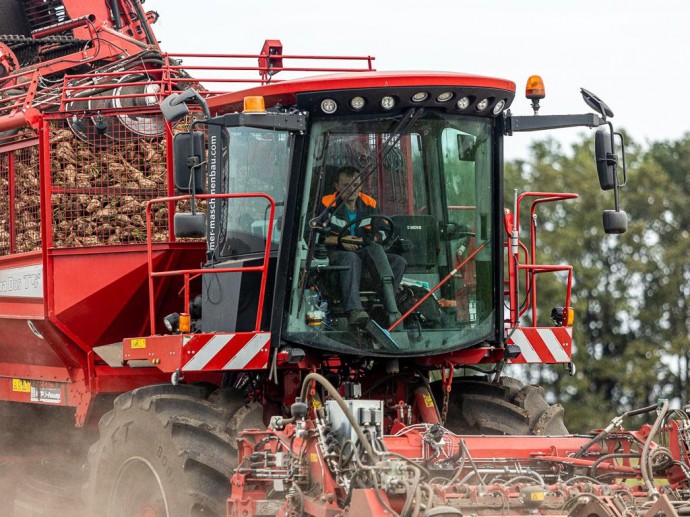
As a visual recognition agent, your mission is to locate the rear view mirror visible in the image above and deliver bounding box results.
[160,92,190,122]
[595,129,617,190]
[603,210,627,234]
[457,133,477,161]
[173,132,206,193]
[174,212,206,238]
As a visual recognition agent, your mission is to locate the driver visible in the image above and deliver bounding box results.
[321,166,406,327]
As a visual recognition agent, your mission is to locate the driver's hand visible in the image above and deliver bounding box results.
[341,236,363,251]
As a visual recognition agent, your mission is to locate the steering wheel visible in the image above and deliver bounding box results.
[337,215,396,250]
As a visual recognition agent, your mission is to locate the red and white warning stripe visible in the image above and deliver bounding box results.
[507,327,572,364]
[181,332,271,372]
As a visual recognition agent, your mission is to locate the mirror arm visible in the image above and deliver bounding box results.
[615,130,627,187]
[187,119,203,213]
[505,112,606,134]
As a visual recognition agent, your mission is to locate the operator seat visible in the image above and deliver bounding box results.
[389,215,440,272]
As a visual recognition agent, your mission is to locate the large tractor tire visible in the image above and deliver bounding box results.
[443,376,568,435]
[84,384,263,517]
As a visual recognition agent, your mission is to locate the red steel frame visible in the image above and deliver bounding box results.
[122,193,276,373]
[145,193,275,333]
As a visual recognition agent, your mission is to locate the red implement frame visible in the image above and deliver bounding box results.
[0,36,378,422]
[231,418,689,517]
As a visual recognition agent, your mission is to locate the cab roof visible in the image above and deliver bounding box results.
[207,71,516,115]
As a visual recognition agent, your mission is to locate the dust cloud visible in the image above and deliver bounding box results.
[0,402,95,516]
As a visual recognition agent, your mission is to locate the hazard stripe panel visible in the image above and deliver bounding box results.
[507,327,572,364]
[182,332,271,372]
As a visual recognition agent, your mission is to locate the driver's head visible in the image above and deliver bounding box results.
[335,166,363,203]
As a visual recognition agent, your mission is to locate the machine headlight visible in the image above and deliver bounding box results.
[321,98,338,114]
[350,96,366,110]
[476,98,489,111]
[411,91,429,102]
[436,92,453,102]
[493,99,506,115]
[163,312,180,333]
[456,96,470,110]
[380,96,396,110]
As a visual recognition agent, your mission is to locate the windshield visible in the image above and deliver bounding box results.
[217,127,292,258]
[284,112,497,356]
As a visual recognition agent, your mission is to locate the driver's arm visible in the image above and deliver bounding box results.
[325,234,362,251]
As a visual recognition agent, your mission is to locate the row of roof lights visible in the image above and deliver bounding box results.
[320,92,507,115]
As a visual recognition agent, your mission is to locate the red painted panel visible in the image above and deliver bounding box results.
[0,297,43,318]
[49,243,205,349]
[0,319,69,369]
[124,332,271,373]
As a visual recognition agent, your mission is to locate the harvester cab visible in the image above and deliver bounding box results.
[159,73,627,365]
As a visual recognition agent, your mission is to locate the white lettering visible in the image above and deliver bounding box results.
[207,135,219,252]
[0,265,43,298]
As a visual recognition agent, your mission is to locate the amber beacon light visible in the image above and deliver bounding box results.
[243,96,267,113]
[525,75,546,114]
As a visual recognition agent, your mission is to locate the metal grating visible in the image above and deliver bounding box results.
[49,118,170,247]
[13,144,42,253]
[0,153,9,254]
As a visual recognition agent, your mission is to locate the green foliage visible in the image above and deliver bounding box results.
[505,132,690,432]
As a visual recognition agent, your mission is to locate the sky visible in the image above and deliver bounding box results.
[149,0,690,160]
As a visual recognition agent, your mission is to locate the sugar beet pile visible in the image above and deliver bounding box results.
[1,123,173,253]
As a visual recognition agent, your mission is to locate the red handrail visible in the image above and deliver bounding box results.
[145,192,276,335]
[506,192,578,328]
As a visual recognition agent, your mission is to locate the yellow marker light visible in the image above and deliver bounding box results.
[243,96,266,113]
[566,308,575,326]
[178,313,191,333]
[525,75,546,100]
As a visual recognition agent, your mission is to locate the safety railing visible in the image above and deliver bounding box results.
[161,49,376,95]
[505,192,578,328]
[2,43,375,128]
[145,193,276,335]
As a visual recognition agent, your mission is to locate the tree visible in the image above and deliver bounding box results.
[503,132,683,432]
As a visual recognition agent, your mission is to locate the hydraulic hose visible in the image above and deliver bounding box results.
[573,403,659,458]
[641,399,669,496]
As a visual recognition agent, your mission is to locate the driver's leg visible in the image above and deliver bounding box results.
[328,250,367,323]
[363,245,402,324]
[387,253,407,290]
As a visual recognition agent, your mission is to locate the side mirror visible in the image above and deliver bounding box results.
[603,210,627,234]
[174,212,206,238]
[160,89,209,122]
[595,129,617,190]
[173,132,205,193]
[457,133,477,161]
